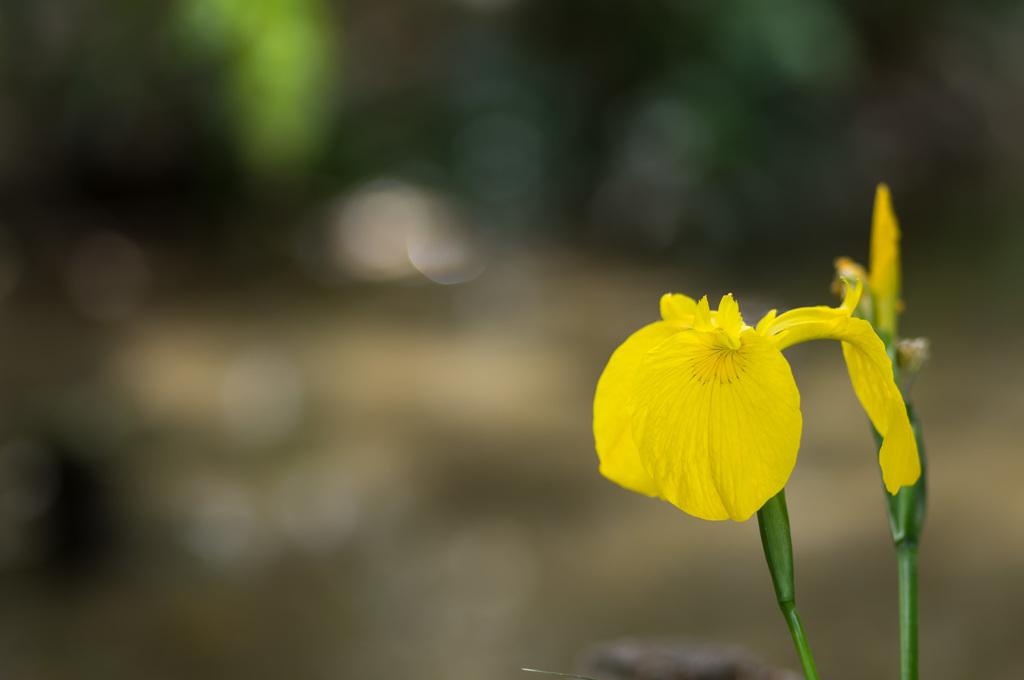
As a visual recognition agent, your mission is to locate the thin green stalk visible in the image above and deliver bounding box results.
[876,407,927,680]
[896,543,919,680]
[757,490,820,680]
[779,600,820,680]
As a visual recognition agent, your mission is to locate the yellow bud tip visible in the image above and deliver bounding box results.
[869,182,902,335]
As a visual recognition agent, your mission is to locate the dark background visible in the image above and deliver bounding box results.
[0,1,1021,679]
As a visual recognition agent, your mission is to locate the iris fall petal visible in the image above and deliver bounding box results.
[593,321,680,496]
[628,328,801,521]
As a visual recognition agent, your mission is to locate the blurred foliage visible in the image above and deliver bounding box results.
[175,0,338,177]
[0,0,1021,260]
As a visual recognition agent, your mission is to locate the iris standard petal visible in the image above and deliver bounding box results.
[694,296,715,332]
[593,321,681,496]
[715,293,744,335]
[629,329,802,521]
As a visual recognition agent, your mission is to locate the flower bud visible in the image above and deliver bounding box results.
[897,337,930,394]
[870,184,902,339]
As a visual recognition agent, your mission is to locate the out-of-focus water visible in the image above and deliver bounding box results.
[0,246,1018,680]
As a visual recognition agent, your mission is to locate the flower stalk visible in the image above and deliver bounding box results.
[858,183,927,680]
[757,490,820,680]
[876,403,927,680]
[896,543,918,680]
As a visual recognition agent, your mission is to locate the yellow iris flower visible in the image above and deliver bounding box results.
[593,280,920,522]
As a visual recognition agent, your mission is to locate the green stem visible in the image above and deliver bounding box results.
[877,408,926,680]
[757,490,820,680]
[779,600,820,680]
[896,543,919,680]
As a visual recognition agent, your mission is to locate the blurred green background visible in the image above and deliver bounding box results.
[0,1,1022,678]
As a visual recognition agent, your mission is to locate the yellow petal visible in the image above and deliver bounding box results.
[694,295,714,332]
[767,279,863,350]
[869,183,902,336]
[754,309,777,334]
[715,293,744,335]
[839,324,921,492]
[772,308,920,493]
[660,293,697,322]
[629,328,802,521]
[594,321,680,496]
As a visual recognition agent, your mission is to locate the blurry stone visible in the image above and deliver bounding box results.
[576,638,799,680]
